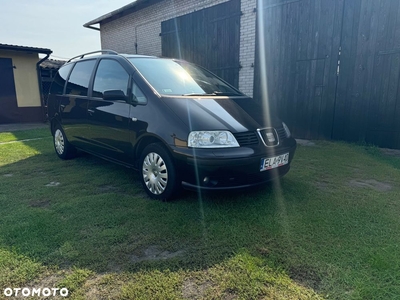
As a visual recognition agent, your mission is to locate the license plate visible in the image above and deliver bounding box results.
[260,153,289,172]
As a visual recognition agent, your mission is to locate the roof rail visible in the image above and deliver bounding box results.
[66,49,118,63]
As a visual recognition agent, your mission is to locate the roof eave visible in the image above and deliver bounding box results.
[83,0,164,29]
[0,44,52,54]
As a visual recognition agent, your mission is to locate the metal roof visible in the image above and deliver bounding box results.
[40,59,66,69]
[83,0,164,29]
[0,43,52,54]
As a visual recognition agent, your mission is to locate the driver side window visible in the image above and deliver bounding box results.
[92,59,129,98]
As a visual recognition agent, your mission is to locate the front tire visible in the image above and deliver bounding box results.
[140,143,179,201]
[53,124,76,160]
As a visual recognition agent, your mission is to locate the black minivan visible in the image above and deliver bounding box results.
[48,50,297,200]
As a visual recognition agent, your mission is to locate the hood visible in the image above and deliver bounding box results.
[161,96,282,133]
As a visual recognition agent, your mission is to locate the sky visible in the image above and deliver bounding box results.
[0,0,134,60]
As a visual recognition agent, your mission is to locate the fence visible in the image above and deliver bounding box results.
[254,0,400,149]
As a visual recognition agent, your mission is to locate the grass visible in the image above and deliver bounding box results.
[0,128,400,299]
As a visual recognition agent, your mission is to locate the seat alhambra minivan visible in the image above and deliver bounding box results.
[48,50,297,200]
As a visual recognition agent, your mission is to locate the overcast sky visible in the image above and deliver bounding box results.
[0,0,134,60]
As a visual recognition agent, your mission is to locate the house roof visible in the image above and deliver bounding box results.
[0,43,52,54]
[40,59,66,69]
[83,0,164,29]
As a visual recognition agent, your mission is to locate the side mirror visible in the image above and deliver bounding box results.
[103,90,127,101]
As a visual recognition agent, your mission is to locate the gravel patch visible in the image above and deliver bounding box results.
[296,139,316,146]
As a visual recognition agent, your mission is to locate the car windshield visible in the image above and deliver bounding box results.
[128,58,242,96]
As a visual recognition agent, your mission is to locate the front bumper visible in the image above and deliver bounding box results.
[171,137,297,191]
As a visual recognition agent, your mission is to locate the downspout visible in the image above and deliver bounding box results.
[36,51,52,122]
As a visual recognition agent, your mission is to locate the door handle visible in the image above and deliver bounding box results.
[88,109,95,115]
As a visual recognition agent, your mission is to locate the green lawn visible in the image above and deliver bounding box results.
[0,128,399,299]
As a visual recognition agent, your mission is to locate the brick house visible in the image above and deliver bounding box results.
[84,0,256,97]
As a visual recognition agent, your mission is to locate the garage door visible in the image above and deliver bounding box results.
[161,0,241,88]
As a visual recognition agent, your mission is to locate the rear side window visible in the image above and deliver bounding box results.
[92,59,129,98]
[66,60,96,96]
[50,63,73,95]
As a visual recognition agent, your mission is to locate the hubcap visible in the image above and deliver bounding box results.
[54,129,65,155]
[142,152,168,195]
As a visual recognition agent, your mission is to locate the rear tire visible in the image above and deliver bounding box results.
[53,123,76,160]
[140,143,180,201]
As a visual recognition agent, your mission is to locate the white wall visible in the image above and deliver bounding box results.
[0,50,41,107]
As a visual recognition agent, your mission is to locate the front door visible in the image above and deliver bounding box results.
[87,58,133,162]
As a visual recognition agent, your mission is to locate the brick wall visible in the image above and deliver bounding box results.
[238,0,256,96]
[100,0,256,96]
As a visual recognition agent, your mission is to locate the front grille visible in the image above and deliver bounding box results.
[233,131,259,146]
[234,126,287,147]
[276,126,287,141]
[258,128,279,146]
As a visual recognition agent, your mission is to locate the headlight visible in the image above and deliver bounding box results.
[188,131,240,148]
[282,122,291,138]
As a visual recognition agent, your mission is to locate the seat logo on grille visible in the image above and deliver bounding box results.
[266,132,275,143]
[257,128,279,147]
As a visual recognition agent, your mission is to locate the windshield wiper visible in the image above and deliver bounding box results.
[182,91,240,96]
[212,91,240,96]
[182,92,217,96]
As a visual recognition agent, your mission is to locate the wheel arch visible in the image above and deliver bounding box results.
[50,116,62,136]
[134,135,172,163]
